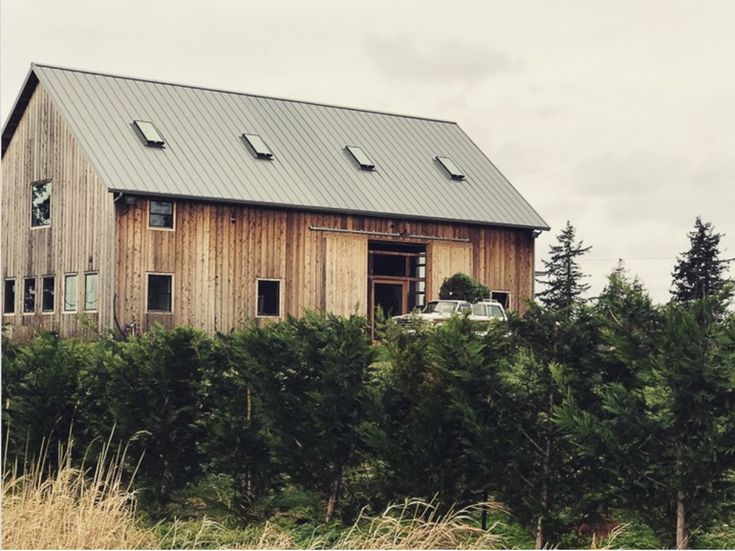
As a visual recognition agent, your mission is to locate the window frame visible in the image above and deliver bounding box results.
[41,275,55,314]
[30,180,52,229]
[147,199,176,231]
[491,290,512,310]
[84,272,99,313]
[3,278,16,315]
[63,273,78,313]
[146,272,174,314]
[23,277,37,315]
[133,120,166,148]
[255,278,282,318]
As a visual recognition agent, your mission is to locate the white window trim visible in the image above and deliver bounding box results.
[22,277,37,315]
[147,199,176,231]
[63,273,78,314]
[41,275,56,314]
[3,278,16,316]
[83,272,99,313]
[255,277,283,318]
[145,272,174,314]
[30,180,52,230]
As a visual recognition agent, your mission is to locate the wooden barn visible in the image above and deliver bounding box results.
[1,63,548,339]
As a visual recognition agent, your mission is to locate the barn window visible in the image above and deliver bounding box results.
[133,120,165,147]
[23,278,36,313]
[149,200,174,229]
[84,273,98,311]
[42,276,55,312]
[31,181,51,227]
[491,290,511,309]
[256,279,281,317]
[147,274,173,312]
[435,156,465,180]
[64,274,77,312]
[345,146,375,171]
[242,133,274,159]
[4,279,15,314]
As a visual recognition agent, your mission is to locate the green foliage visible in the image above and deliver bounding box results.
[671,216,730,303]
[106,325,214,504]
[438,272,491,302]
[235,311,376,520]
[537,220,592,310]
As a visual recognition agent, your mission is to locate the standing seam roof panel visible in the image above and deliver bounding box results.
[25,64,549,229]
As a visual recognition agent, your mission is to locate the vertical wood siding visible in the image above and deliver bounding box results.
[115,201,536,334]
[1,85,115,340]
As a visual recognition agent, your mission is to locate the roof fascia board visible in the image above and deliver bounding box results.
[1,65,40,157]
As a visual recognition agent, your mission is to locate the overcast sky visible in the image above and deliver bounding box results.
[2,0,733,303]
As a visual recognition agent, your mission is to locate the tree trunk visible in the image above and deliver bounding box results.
[325,466,343,523]
[536,384,554,549]
[481,490,489,531]
[535,514,545,549]
[676,490,687,549]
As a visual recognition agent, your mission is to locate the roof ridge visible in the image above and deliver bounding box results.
[31,62,458,125]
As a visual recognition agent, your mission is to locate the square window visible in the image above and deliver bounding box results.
[4,279,15,314]
[42,276,55,312]
[256,279,280,317]
[147,274,173,312]
[64,274,77,312]
[23,278,36,313]
[31,181,51,227]
[84,273,98,311]
[149,200,174,228]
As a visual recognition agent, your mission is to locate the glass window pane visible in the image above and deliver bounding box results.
[346,146,375,170]
[436,156,465,180]
[242,133,273,159]
[23,278,36,313]
[64,275,77,311]
[84,273,98,311]
[257,280,280,316]
[42,276,55,312]
[4,280,15,314]
[31,182,51,227]
[133,120,165,147]
[147,274,172,312]
[149,200,174,228]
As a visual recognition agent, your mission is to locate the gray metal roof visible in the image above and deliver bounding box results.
[4,63,548,230]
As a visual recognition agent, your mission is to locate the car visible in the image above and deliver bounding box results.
[391,299,507,331]
[392,299,472,329]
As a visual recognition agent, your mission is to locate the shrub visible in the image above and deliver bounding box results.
[439,273,491,303]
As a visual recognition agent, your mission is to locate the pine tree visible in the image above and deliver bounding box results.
[537,221,592,310]
[671,217,729,303]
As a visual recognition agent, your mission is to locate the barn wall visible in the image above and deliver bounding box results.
[1,84,115,340]
[115,199,536,334]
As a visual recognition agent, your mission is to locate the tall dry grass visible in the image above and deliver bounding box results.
[2,437,155,549]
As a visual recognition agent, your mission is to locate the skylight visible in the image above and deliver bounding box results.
[133,120,165,147]
[242,133,274,159]
[436,156,465,180]
[345,146,375,171]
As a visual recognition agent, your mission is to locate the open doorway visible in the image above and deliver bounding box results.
[368,241,427,325]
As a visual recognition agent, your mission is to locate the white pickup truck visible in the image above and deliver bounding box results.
[392,299,507,330]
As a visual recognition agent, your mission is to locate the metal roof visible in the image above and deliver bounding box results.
[3,63,549,230]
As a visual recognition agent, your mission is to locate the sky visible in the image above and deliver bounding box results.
[2,0,733,303]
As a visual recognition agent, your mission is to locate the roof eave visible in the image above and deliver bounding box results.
[107,188,551,231]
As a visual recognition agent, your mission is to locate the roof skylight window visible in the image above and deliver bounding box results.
[345,146,375,171]
[133,120,165,147]
[436,156,465,180]
[242,133,274,159]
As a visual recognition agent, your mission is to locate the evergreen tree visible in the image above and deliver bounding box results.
[537,221,592,310]
[558,286,735,549]
[671,217,729,303]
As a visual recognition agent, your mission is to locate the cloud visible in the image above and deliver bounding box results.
[363,35,521,85]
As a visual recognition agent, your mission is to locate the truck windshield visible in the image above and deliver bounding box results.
[423,301,457,314]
